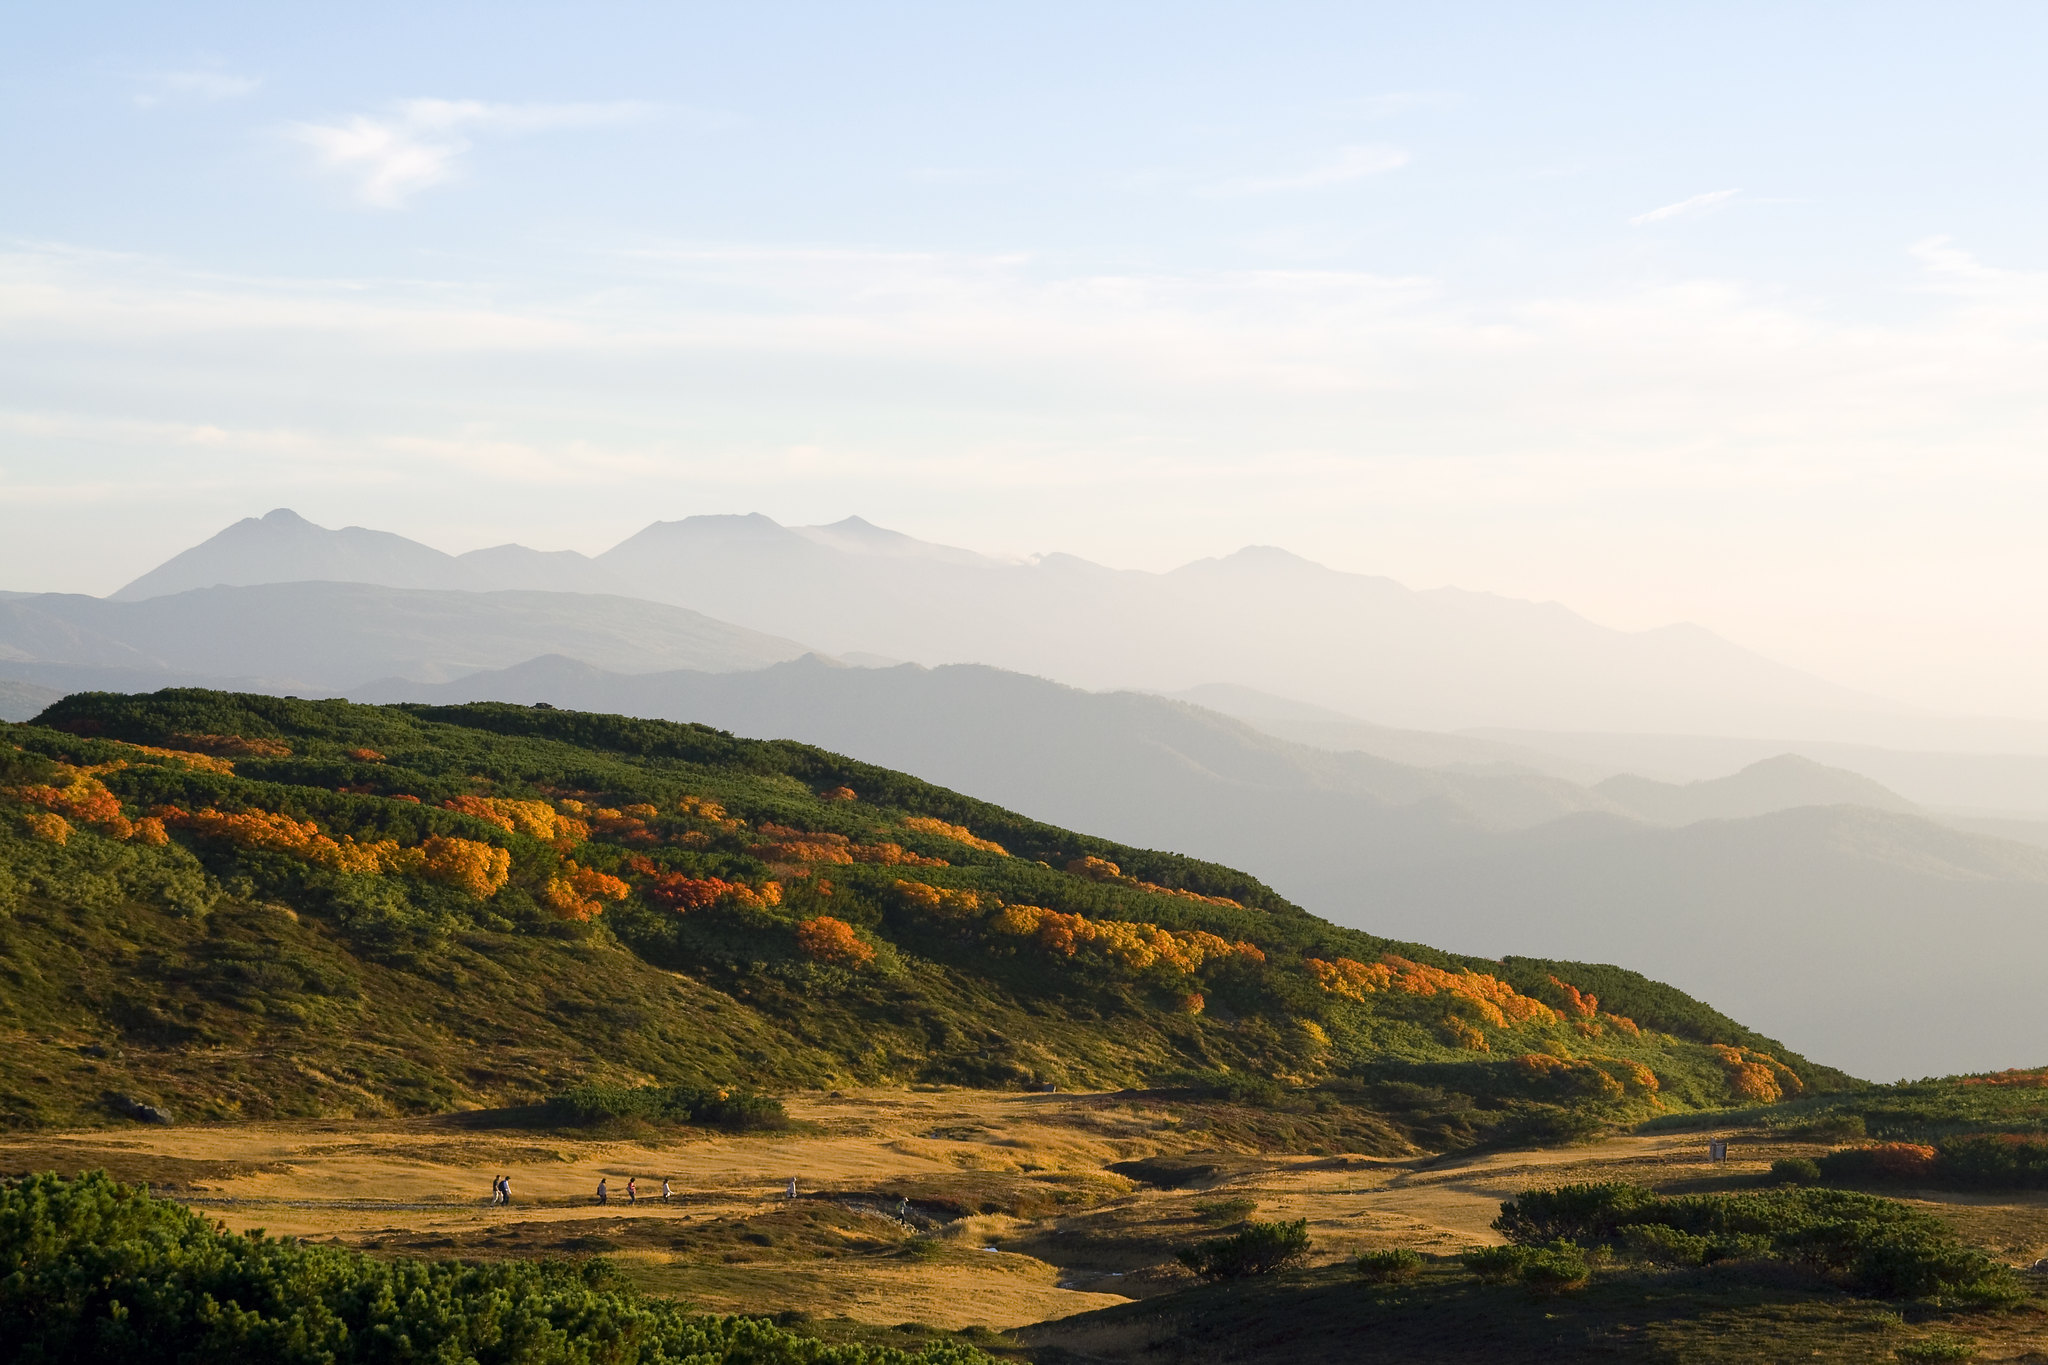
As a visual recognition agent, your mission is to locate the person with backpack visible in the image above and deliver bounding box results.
[597,1177,608,1206]
[626,1176,638,1205]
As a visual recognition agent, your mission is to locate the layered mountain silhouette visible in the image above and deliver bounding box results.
[350,653,2048,1079]
[0,582,809,694]
[107,508,1905,737]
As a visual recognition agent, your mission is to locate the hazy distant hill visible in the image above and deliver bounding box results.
[1171,683,1601,779]
[0,677,61,723]
[1593,755,1922,825]
[1471,728,2048,820]
[351,652,2048,1078]
[113,509,1910,737]
[0,583,812,693]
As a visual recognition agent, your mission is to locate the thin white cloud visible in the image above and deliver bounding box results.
[288,99,658,208]
[133,69,261,108]
[1630,188,1741,226]
[1208,145,1409,196]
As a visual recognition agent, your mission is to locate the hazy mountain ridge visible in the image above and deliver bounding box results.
[107,508,1907,736]
[0,581,813,693]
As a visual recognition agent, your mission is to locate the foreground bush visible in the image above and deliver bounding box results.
[1771,1157,1823,1184]
[1356,1247,1424,1282]
[1459,1241,1591,1292]
[1177,1219,1311,1279]
[545,1082,788,1131]
[1493,1182,2020,1302]
[0,1172,985,1365]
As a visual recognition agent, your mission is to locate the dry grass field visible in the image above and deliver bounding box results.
[8,1086,2048,1359]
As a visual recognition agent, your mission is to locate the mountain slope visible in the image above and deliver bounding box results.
[0,583,814,692]
[356,654,2048,1079]
[0,689,1840,1135]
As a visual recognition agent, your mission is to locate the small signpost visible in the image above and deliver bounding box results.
[1708,1139,1728,1163]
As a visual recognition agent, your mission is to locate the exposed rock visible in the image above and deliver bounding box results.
[105,1092,174,1125]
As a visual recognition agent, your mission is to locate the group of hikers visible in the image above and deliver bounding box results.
[591,1176,677,1205]
[488,1174,910,1223]
[488,1175,813,1207]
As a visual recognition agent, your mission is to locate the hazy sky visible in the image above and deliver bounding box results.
[5,3,2047,718]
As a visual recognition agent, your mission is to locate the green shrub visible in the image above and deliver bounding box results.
[1895,1334,1979,1361]
[1176,1219,1311,1279]
[1491,1181,2020,1302]
[0,1171,988,1365]
[1461,1245,1529,1283]
[1355,1248,1424,1282]
[1516,1240,1591,1294]
[1936,1134,2048,1189]
[1772,1157,1823,1184]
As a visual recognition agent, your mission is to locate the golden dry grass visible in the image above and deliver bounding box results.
[7,1090,2047,1337]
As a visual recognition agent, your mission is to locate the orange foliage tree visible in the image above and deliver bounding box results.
[1062,856,1241,908]
[1304,955,1557,1028]
[542,861,631,920]
[645,873,782,912]
[991,902,1262,975]
[1708,1044,1804,1103]
[796,915,875,968]
[902,817,1007,855]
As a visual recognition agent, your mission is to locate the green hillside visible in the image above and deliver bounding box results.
[0,689,1849,1138]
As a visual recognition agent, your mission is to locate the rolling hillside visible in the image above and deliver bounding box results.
[355,655,2048,1079]
[0,689,1842,1137]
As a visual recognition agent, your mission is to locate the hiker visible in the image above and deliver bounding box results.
[500,1175,512,1205]
[786,1177,798,1202]
[597,1177,608,1206]
[662,1178,672,1202]
[490,1175,503,1205]
[626,1176,638,1205]
[897,1197,909,1223]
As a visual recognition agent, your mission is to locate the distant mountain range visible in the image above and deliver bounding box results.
[353,653,2048,1079]
[0,580,809,694]
[103,508,1914,738]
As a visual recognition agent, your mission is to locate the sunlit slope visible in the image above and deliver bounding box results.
[1,690,1848,1136]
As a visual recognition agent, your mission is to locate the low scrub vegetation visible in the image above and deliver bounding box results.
[1177,1219,1312,1279]
[1493,1182,2022,1302]
[544,1082,788,1132]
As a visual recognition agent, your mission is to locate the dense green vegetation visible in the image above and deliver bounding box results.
[0,1172,987,1365]
[544,1081,789,1132]
[1,689,1848,1139]
[1494,1182,2022,1302]
[1174,1218,1311,1279]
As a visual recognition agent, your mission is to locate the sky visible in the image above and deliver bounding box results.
[4,2,2047,718]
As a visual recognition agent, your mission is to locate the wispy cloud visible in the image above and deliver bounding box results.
[133,69,261,108]
[1630,188,1741,226]
[1208,145,1409,196]
[288,98,658,207]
